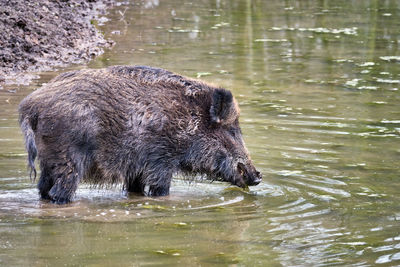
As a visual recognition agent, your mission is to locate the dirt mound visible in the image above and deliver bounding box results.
[0,0,115,85]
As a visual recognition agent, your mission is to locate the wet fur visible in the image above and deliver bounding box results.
[19,65,257,204]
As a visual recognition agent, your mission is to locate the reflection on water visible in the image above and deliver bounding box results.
[1,0,400,265]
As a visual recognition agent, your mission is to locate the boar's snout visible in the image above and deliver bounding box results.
[237,162,262,187]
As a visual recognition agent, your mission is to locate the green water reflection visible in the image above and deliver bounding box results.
[1,0,400,266]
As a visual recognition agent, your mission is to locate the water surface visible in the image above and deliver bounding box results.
[1,0,400,266]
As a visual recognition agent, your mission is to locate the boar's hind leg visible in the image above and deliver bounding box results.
[47,150,92,204]
[48,167,80,204]
[46,159,87,204]
[37,162,54,200]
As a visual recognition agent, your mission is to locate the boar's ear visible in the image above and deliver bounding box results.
[210,88,234,124]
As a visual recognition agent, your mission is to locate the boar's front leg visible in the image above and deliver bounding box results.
[125,156,174,196]
[144,167,173,197]
[148,181,171,196]
[126,173,145,194]
[146,163,173,196]
[127,173,172,196]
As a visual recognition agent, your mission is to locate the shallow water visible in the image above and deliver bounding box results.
[1,0,400,266]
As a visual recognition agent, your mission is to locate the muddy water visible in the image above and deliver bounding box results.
[1,0,400,266]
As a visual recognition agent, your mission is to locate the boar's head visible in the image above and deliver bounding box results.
[182,88,262,188]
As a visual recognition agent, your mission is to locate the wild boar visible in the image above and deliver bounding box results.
[19,66,262,204]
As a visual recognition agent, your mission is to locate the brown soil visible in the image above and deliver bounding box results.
[0,0,115,86]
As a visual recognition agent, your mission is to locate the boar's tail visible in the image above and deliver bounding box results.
[20,117,37,181]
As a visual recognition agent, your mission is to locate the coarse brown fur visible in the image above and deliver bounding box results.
[19,65,262,204]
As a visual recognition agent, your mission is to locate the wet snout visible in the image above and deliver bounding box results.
[237,162,262,186]
[247,171,262,186]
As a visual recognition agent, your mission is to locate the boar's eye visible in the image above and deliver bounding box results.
[228,127,239,138]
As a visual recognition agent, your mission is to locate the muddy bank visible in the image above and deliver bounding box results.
[0,0,116,86]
